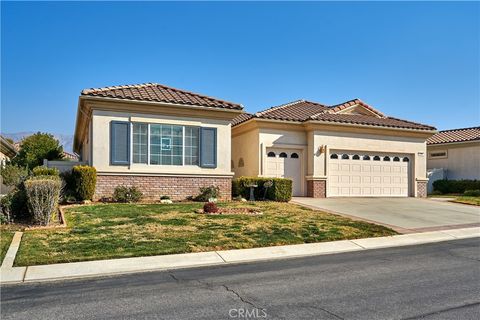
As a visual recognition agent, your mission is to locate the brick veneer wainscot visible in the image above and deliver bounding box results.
[416,181,427,198]
[95,175,232,201]
[307,180,326,198]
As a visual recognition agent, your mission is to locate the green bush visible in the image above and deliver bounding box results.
[232,177,292,202]
[113,186,143,203]
[72,166,97,201]
[463,189,480,197]
[0,164,28,187]
[1,187,29,222]
[24,176,62,226]
[432,179,480,194]
[195,185,220,202]
[32,166,59,177]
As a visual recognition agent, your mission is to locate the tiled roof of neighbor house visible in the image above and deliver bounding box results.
[231,99,436,131]
[427,126,480,145]
[81,83,243,110]
[0,135,18,158]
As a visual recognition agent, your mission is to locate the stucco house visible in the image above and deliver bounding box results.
[0,136,18,194]
[73,83,243,201]
[427,126,480,180]
[231,99,436,198]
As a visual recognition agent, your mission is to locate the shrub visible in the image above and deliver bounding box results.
[24,176,62,226]
[195,185,220,202]
[464,189,480,197]
[1,187,29,222]
[0,164,28,187]
[32,166,59,177]
[160,195,171,200]
[232,177,292,202]
[432,179,480,194]
[72,166,97,201]
[203,202,219,213]
[113,186,143,203]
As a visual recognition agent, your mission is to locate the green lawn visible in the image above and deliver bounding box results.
[15,202,397,266]
[1,230,15,265]
[451,196,480,206]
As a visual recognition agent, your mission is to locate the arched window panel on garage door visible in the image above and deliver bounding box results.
[291,153,299,159]
[267,152,276,157]
[341,154,349,160]
[279,152,287,158]
[330,153,338,159]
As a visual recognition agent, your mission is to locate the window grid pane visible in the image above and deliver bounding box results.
[150,124,184,165]
[184,126,199,165]
[132,123,148,164]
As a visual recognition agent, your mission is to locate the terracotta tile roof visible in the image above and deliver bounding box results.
[310,113,436,130]
[427,126,480,145]
[256,100,329,121]
[325,99,385,117]
[232,98,436,131]
[231,113,254,126]
[81,83,243,110]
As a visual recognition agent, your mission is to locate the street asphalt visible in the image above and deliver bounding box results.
[1,238,479,320]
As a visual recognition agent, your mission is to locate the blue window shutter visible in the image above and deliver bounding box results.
[110,121,130,165]
[199,127,217,168]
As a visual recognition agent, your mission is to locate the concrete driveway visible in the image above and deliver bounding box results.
[292,197,480,233]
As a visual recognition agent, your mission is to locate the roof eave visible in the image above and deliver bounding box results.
[305,119,438,133]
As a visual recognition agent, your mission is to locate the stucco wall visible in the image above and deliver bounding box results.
[427,142,480,180]
[90,109,233,176]
[231,128,260,177]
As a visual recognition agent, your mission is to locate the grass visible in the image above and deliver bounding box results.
[15,202,397,266]
[451,196,480,206]
[429,193,480,206]
[0,227,18,265]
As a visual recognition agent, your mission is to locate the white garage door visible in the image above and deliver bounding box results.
[265,149,302,196]
[328,151,410,197]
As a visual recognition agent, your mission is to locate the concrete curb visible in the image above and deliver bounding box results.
[1,227,479,285]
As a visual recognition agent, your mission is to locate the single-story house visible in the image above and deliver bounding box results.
[231,99,436,198]
[73,83,243,201]
[0,135,18,194]
[427,126,480,180]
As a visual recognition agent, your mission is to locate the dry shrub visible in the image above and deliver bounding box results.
[24,176,62,226]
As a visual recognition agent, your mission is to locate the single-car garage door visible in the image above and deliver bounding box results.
[328,151,410,197]
[265,149,302,196]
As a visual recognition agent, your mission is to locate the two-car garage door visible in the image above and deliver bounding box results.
[328,151,411,197]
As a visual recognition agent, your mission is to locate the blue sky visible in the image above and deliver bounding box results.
[1,1,479,135]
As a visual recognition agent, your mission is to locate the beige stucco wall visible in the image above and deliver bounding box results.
[90,109,233,176]
[231,128,260,177]
[427,142,480,180]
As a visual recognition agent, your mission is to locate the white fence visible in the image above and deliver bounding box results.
[43,159,87,173]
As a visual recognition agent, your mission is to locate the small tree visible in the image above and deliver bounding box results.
[0,163,29,187]
[12,132,63,169]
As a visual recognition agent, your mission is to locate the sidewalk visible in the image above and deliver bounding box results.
[1,227,479,285]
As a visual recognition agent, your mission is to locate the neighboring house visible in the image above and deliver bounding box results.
[427,126,480,180]
[0,136,18,194]
[73,83,243,201]
[62,151,80,161]
[231,99,436,198]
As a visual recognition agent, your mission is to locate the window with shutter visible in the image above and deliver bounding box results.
[199,127,217,168]
[110,121,130,165]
